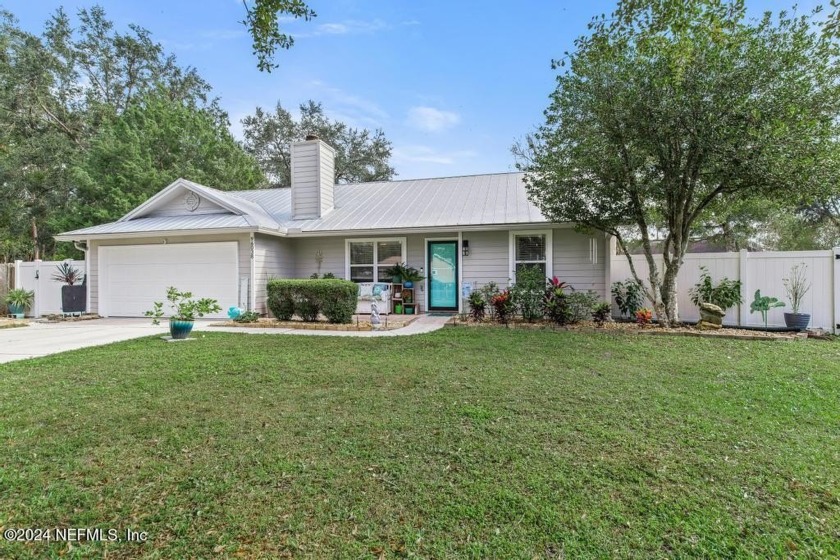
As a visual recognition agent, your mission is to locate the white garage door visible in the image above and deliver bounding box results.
[99,242,239,318]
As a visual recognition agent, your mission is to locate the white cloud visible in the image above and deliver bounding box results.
[307,80,389,128]
[293,19,419,39]
[296,19,389,38]
[406,106,461,133]
[392,145,478,165]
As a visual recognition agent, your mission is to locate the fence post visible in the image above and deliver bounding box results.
[34,259,43,318]
[739,249,749,327]
[834,247,840,334]
[14,260,21,290]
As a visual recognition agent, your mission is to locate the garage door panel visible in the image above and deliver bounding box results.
[100,242,239,318]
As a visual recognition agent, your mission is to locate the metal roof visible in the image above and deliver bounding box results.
[58,214,253,237]
[57,172,551,239]
[232,172,548,232]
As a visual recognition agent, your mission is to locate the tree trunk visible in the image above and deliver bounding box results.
[31,218,40,260]
[660,263,680,327]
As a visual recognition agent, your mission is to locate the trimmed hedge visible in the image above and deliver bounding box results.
[267,279,358,324]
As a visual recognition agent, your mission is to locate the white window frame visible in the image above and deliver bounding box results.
[344,237,407,282]
[509,229,553,281]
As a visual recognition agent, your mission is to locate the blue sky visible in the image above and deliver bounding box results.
[2,0,824,180]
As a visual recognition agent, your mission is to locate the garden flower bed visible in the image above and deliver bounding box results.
[448,316,811,340]
[210,314,418,331]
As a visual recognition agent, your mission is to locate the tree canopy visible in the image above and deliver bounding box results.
[242,0,316,72]
[519,0,840,326]
[0,7,263,260]
[66,90,264,233]
[242,100,395,187]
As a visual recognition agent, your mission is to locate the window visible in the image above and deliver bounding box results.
[346,238,406,283]
[510,230,552,280]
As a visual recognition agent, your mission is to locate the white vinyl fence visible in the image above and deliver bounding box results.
[610,249,838,331]
[13,259,87,317]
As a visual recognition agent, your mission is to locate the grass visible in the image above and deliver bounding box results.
[0,328,837,558]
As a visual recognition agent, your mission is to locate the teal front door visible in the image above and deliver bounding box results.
[428,241,458,311]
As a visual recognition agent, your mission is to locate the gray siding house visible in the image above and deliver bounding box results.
[56,138,613,318]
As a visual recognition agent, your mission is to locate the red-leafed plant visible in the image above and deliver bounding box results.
[491,290,515,324]
[635,307,653,325]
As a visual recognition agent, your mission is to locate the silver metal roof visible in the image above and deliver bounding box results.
[57,172,551,239]
[232,172,548,232]
[58,214,253,237]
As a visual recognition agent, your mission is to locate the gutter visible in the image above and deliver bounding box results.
[54,222,575,243]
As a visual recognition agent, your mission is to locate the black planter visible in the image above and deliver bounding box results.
[61,285,86,314]
[783,312,810,331]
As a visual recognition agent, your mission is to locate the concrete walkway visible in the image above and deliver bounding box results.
[0,315,451,364]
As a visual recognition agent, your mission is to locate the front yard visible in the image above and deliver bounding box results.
[0,328,837,558]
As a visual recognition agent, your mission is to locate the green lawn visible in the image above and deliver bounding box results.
[0,328,837,559]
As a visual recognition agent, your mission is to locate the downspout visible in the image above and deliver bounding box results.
[74,241,90,314]
[249,233,256,312]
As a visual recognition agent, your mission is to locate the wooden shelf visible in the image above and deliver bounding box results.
[391,283,421,314]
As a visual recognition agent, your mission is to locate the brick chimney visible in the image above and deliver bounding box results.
[291,135,336,219]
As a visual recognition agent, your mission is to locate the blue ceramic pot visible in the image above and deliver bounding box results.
[7,303,24,318]
[169,318,194,339]
[783,313,810,331]
[403,280,414,288]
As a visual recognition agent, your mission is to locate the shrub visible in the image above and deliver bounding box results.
[688,266,743,311]
[635,308,653,325]
[266,279,358,324]
[468,290,486,321]
[612,279,645,318]
[566,290,600,324]
[543,277,572,325]
[233,310,261,323]
[592,302,612,326]
[478,281,501,318]
[491,290,515,324]
[511,266,545,322]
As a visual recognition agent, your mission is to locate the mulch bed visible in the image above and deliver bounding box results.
[0,320,28,329]
[210,315,418,332]
[36,314,101,323]
[448,317,812,341]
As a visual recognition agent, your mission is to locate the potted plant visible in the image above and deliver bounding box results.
[782,263,811,331]
[145,287,222,339]
[5,288,34,318]
[52,262,86,315]
[383,262,408,284]
[401,266,426,289]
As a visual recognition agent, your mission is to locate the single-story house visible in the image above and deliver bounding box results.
[56,137,614,318]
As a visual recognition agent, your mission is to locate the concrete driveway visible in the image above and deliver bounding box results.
[0,315,452,364]
[0,318,166,364]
